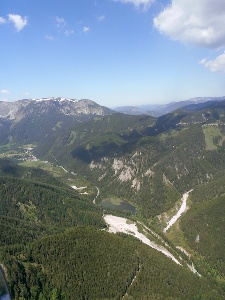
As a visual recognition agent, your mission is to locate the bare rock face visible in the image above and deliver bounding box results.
[0,100,30,119]
[0,97,113,120]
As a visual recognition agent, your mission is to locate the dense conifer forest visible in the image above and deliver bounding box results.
[1,100,225,299]
[1,228,224,299]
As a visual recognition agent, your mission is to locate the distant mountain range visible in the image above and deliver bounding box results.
[2,96,225,121]
[0,97,114,145]
[0,97,113,120]
[114,96,225,116]
[1,96,225,146]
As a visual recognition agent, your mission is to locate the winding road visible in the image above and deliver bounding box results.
[93,187,99,205]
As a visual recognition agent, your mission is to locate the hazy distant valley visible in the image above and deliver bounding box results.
[114,96,225,116]
[1,97,225,299]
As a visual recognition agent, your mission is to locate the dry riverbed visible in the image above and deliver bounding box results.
[104,214,181,265]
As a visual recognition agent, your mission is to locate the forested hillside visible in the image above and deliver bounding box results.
[0,159,105,247]
[1,228,223,300]
[1,100,225,299]
[1,159,224,299]
[35,101,225,219]
[180,173,225,280]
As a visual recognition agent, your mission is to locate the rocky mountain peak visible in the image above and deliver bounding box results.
[0,98,113,120]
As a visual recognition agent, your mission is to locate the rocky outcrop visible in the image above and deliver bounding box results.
[0,98,114,120]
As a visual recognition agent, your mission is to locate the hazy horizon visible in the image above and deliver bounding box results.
[1,0,225,107]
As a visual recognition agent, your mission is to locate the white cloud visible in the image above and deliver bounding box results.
[114,0,154,10]
[154,0,225,49]
[45,35,54,40]
[200,52,225,72]
[8,14,28,31]
[98,15,105,22]
[0,89,10,94]
[83,26,90,33]
[0,17,7,24]
[56,17,66,27]
[65,30,74,37]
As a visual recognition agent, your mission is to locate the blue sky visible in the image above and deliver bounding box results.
[1,0,225,107]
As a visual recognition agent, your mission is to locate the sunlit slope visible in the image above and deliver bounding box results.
[35,102,225,219]
[181,174,225,279]
[34,113,155,160]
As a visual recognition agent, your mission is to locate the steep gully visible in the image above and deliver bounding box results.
[32,154,199,276]
[29,151,199,275]
[101,189,201,276]
[30,153,201,295]
[101,189,201,297]
[49,160,198,269]
[164,189,193,233]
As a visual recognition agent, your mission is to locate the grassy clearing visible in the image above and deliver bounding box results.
[52,121,63,131]
[160,128,188,142]
[160,129,180,141]
[68,131,77,145]
[167,221,190,249]
[19,160,89,186]
[0,144,36,157]
[219,136,225,146]
[19,160,66,177]
[0,144,13,153]
[101,197,123,206]
[202,124,222,150]
[126,219,134,225]
[19,159,97,201]
[0,144,94,193]
[0,144,22,157]
[158,195,184,230]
